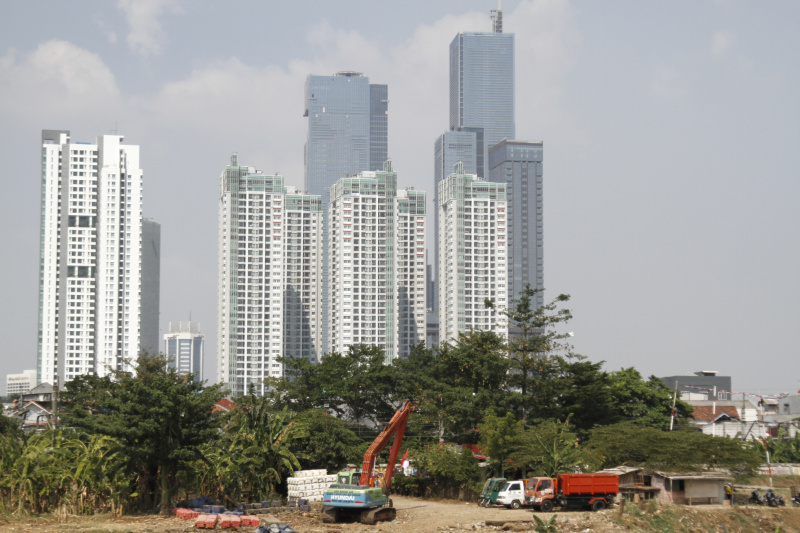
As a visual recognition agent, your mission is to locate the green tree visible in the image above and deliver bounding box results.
[211,394,303,503]
[751,430,800,463]
[0,409,22,437]
[479,411,524,477]
[412,444,481,492]
[271,345,398,425]
[607,368,692,429]
[511,419,584,476]
[394,342,482,443]
[291,409,362,474]
[550,358,617,433]
[586,424,761,477]
[61,352,225,514]
[385,331,512,444]
[486,285,572,423]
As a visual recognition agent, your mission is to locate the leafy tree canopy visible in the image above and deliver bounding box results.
[292,408,363,473]
[270,345,397,425]
[586,423,761,477]
[61,352,225,512]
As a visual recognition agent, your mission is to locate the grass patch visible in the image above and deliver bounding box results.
[741,474,800,488]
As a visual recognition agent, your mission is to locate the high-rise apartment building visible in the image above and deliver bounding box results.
[164,321,204,381]
[488,140,544,309]
[437,163,508,343]
[304,72,388,354]
[217,155,322,396]
[38,130,148,385]
[328,162,426,362]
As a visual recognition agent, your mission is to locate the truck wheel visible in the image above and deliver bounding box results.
[592,500,607,512]
[511,500,522,510]
[541,499,554,512]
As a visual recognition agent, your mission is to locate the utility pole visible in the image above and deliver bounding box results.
[669,381,678,431]
[51,375,59,429]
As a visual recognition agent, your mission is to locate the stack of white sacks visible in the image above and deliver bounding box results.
[287,469,337,502]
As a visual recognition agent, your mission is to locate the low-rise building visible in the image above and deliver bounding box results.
[6,369,37,396]
[601,467,730,505]
[661,371,732,401]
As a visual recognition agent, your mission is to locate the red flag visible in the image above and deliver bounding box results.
[402,449,409,462]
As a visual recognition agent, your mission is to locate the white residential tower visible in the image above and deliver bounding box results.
[328,161,427,361]
[217,154,322,396]
[437,162,508,342]
[38,130,146,385]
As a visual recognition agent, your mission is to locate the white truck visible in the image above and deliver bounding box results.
[496,479,528,510]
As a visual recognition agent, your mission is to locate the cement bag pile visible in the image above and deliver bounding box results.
[286,469,337,502]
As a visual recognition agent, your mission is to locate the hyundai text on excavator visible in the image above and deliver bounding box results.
[321,400,412,524]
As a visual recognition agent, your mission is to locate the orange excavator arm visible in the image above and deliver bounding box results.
[359,400,412,494]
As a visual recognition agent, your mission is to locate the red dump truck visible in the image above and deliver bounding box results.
[525,473,619,512]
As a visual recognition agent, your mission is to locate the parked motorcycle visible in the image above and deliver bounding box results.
[765,490,785,507]
[749,489,765,505]
[791,494,800,507]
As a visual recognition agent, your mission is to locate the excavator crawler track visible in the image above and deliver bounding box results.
[360,505,397,525]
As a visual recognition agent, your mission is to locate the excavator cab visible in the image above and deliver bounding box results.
[336,471,362,485]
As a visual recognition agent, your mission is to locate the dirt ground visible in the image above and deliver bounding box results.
[0,496,799,533]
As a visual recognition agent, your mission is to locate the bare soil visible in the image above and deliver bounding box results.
[0,496,799,533]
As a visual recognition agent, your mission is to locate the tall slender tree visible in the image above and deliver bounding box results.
[486,285,572,423]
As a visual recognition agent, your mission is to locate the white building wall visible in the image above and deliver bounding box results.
[217,156,322,396]
[328,165,426,362]
[394,190,427,359]
[6,370,37,395]
[38,131,143,385]
[164,322,204,381]
[437,166,508,343]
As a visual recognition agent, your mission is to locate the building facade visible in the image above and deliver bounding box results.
[140,219,161,355]
[661,371,733,401]
[328,162,426,362]
[38,130,146,385]
[437,163,508,342]
[217,155,322,396]
[304,72,389,198]
[488,140,544,309]
[164,321,204,381]
[6,370,37,396]
[304,71,389,355]
[434,6,515,314]
[449,11,515,164]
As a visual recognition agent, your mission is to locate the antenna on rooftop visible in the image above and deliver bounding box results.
[491,0,503,33]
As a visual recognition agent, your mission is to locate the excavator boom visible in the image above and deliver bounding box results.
[323,400,413,524]
[359,400,412,493]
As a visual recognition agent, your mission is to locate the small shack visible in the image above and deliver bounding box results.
[600,467,731,505]
[599,466,660,503]
[651,472,730,505]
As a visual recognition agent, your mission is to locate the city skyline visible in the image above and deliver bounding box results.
[1,1,798,395]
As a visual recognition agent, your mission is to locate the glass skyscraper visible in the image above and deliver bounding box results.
[449,30,515,151]
[304,71,388,354]
[304,72,388,198]
[488,140,544,310]
[433,6,514,312]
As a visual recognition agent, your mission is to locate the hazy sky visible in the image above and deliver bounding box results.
[1,1,798,397]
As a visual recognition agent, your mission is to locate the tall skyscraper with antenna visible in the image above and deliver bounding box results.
[434,2,515,313]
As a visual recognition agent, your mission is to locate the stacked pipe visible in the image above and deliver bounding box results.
[286,469,336,503]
